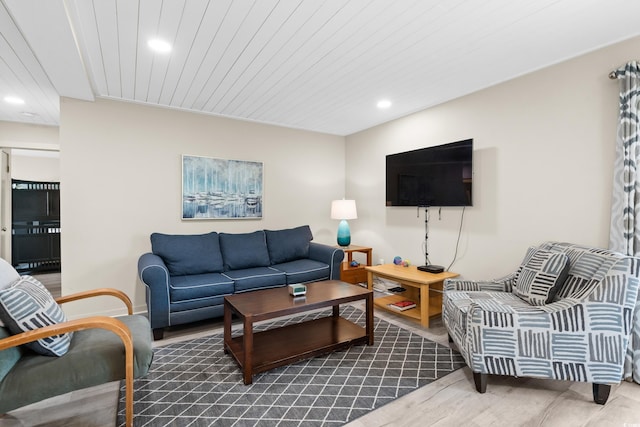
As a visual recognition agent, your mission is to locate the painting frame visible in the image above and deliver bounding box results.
[182,155,263,220]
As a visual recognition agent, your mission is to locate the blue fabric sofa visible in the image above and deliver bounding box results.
[138,225,344,339]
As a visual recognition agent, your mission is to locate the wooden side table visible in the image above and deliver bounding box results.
[337,245,372,284]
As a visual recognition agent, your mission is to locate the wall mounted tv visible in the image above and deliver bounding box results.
[386,139,473,207]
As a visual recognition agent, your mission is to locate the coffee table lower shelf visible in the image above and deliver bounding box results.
[225,316,368,381]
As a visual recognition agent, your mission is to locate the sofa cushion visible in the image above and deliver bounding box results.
[0,276,72,357]
[169,273,234,302]
[272,259,330,284]
[219,231,271,270]
[151,232,224,276]
[265,225,313,264]
[513,248,570,305]
[223,267,286,293]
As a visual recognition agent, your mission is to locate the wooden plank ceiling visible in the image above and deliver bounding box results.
[1,0,639,136]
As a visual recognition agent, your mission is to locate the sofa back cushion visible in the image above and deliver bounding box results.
[151,232,223,276]
[265,225,313,264]
[219,231,271,270]
[513,247,569,305]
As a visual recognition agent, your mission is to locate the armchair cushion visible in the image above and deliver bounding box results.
[0,276,72,357]
[0,326,21,382]
[151,232,223,276]
[219,231,270,270]
[265,225,313,264]
[513,248,569,305]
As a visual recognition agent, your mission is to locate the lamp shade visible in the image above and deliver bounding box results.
[330,199,357,220]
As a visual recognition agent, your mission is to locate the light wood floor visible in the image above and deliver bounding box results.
[3,282,640,426]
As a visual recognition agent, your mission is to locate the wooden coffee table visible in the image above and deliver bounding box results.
[223,280,374,384]
[365,264,459,327]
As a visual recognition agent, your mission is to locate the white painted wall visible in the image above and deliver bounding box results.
[11,151,60,182]
[345,36,638,280]
[59,98,345,317]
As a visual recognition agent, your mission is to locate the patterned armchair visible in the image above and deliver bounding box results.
[443,242,640,404]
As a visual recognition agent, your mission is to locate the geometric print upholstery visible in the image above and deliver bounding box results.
[0,275,72,357]
[443,242,640,386]
[513,249,569,305]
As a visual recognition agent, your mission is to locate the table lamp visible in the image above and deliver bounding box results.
[331,199,357,247]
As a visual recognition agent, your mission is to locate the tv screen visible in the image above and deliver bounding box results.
[386,139,473,207]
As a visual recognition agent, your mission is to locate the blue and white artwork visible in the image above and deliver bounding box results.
[182,155,263,220]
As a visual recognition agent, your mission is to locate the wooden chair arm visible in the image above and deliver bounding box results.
[56,288,133,315]
[0,316,136,427]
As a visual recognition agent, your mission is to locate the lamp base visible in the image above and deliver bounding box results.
[336,219,351,247]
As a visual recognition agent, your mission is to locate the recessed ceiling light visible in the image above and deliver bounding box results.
[377,99,392,109]
[4,96,25,105]
[148,38,172,53]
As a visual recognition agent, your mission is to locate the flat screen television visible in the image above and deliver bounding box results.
[386,139,473,207]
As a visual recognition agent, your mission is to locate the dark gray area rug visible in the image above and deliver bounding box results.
[117,305,465,426]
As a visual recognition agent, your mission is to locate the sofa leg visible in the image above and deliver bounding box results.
[593,383,611,405]
[152,328,164,340]
[473,372,487,393]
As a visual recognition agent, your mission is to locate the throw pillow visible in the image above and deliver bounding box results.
[219,231,271,270]
[151,232,224,276]
[0,258,20,290]
[0,258,20,327]
[514,248,570,305]
[0,275,72,357]
[265,225,313,264]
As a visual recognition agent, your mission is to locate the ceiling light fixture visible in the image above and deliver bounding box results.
[4,96,25,105]
[377,99,392,109]
[148,38,172,53]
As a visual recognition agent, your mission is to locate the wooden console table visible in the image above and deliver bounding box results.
[365,264,458,327]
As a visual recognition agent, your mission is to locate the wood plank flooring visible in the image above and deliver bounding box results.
[3,281,640,426]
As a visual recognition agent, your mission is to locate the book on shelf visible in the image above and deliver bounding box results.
[387,300,416,311]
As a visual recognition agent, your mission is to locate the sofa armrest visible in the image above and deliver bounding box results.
[138,253,170,330]
[309,243,344,280]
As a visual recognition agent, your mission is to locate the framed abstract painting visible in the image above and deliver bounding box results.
[182,155,263,220]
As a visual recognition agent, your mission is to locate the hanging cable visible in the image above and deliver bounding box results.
[446,206,466,271]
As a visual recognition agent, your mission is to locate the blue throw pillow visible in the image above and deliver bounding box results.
[0,276,72,357]
[151,232,224,276]
[265,225,313,264]
[219,231,271,270]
